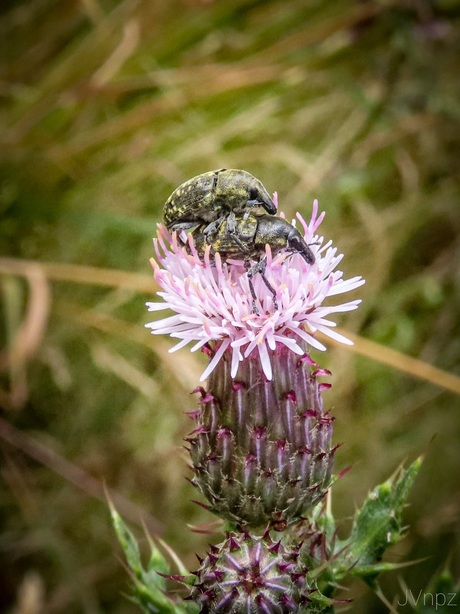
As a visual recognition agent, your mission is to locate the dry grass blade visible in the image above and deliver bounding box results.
[0,257,153,292]
[323,328,460,396]
[0,416,163,535]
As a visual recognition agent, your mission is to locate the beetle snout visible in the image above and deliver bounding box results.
[261,197,277,215]
[246,195,277,215]
[247,185,277,215]
[287,229,315,265]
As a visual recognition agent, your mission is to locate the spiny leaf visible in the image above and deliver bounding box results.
[109,499,143,579]
[109,501,197,613]
[341,456,423,584]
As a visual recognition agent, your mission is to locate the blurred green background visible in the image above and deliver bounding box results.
[1,1,459,612]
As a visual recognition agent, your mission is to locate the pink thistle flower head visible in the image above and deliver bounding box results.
[146,198,364,382]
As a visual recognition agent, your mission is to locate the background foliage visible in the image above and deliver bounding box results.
[1,1,459,612]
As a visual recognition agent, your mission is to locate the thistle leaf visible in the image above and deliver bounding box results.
[109,501,144,579]
[109,502,198,613]
[339,456,423,585]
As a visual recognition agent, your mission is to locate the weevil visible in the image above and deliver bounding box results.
[193,213,315,313]
[163,169,276,240]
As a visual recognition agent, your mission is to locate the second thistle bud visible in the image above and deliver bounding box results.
[190,530,314,613]
[187,344,336,529]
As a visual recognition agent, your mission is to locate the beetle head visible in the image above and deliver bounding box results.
[286,225,315,265]
[216,169,277,215]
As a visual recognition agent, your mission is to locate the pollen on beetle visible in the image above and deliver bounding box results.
[146,199,365,381]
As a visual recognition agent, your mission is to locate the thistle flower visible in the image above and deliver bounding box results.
[146,199,365,382]
[113,187,418,614]
[147,197,363,527]
[190,530,317,613]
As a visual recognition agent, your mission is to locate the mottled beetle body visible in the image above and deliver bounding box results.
[163,169,276,237]
[164,169,313,312]
[193,213,315,312]
[196,214,314,262]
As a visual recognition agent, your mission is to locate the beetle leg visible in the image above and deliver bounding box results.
[256,257,279,311]
[168,221,201,233]
[226,211,237,234]
[245,256,279,313]
[244,258,259,314]
[226,213,254,254]
[203,218,223,243]
[203,210,240,244]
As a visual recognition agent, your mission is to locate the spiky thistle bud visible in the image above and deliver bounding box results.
[187,344,336,529]
[190,530,315,613]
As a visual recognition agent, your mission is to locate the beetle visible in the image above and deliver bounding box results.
[192,212,316,313]
[163,169,276,240]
